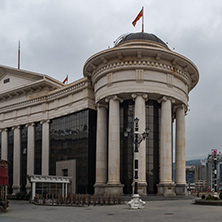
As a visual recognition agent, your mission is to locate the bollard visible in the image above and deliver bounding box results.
[113,195,116,204]
[108,194,111,205]
[73,193,76,205]
[70,193,73,205]
[102,195,105,205]
[87,194,91,206]
[93,194,97,206]
[82,194,86,206]
[117,196,121,205]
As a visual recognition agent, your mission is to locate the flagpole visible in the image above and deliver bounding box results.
[18,41,20,69]
[142,6,144,33]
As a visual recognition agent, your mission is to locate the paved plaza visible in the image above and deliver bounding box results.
[1,199,222,222]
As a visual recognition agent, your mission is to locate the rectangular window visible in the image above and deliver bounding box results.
[3,78,10,84]
[63,169,68,176]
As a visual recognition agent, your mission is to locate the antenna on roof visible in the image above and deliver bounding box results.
[18,41,20,69]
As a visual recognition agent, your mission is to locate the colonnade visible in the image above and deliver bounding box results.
[95,94,187,196]
[0,120,50,194]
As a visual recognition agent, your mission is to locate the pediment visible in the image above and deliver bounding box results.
[0,65,63,97]
[0,66,44,93]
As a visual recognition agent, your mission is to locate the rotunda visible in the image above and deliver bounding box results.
[84,32,199,196]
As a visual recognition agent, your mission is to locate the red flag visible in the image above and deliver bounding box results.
[63,75,68,84]
[132,8,143,27]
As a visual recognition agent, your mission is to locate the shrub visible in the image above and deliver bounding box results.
[201,194,206,199]
[206,195,214,200]
[219,192,222,200]
[16,192,30,200]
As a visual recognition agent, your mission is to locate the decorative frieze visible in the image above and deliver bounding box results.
[92,59,192,88]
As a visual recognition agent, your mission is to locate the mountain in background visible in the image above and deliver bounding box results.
[186,159,203,166]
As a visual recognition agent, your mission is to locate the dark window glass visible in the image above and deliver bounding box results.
[8,129,14,194]
[146,100,160,194]
[35,122,42,174]
[63,169,68,176]
[120,100,160,195]
[49,109,96,194]
[20,126,27,192]
[3,78,10,84]
[120,100,134,195]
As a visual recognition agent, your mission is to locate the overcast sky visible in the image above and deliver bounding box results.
[0,0,221,160]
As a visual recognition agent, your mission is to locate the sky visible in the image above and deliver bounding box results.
[0,0,222,160]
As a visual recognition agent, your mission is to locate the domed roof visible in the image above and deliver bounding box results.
[115,32,167,47]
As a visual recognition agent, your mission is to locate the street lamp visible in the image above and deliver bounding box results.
[124,117,150,209]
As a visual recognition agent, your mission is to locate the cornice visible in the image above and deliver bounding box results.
[84,45,199,91]
[0,79,58,101]
[0,78,90,113]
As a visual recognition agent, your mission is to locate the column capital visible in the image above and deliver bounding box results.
[131,93,148,101]
[0,128,8,133]
[173,103,187,113]
[12,125,21,130]
[105,95,123,103]
[26,123,36,128]
[158,96,175,104]
[96,103,108,109]
[40,119,50,124]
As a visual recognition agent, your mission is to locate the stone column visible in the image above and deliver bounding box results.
[105,96,123,195]
[65,183,68,197]
[31,182,36,200]
[62,183,65,198]
[94,104,107,195]
[157,96,175,196]
[132,93,148,195]
[1,129,8,161]
[175,104,187,195]
[41,120,50,176]
[26,123,35,192]
[12,126,21,194]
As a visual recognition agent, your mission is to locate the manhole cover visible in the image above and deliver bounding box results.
[164,213,174,215]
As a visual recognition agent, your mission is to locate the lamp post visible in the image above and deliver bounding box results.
[124,117,150,209]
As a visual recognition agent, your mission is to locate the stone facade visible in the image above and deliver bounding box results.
[0,32,199,196]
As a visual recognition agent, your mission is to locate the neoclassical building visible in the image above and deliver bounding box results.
[0,32,199,197]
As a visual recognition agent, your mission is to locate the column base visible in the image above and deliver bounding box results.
[175,184,188,196]
[105,183,124,196]
[26,182,32,194]
[12,185,20,195]
[94,183,106,195]
[157,183,176,197]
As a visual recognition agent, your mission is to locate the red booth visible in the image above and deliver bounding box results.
[0,160,8,213]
